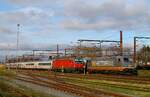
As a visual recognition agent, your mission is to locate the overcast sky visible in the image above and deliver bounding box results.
[0,0,150,51]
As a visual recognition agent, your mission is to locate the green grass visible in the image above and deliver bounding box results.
[60,77,150,97]
[138,70,150,77]
[0,68,16,77]
[31,71,150,96]
[0,80,29,97]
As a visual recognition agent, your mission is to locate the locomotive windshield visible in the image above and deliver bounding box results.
[75,58,84,64]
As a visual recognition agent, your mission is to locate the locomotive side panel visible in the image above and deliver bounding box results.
[52,59,84,72]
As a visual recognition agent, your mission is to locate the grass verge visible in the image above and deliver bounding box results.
[60,76,150,97]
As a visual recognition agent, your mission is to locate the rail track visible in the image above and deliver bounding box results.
[58,73,150,84]
[15,71,132,97]
[24,72,150,92]
[16,70,150,95]
[17,70,150,84]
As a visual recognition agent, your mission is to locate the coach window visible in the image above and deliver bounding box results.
[38,63,50,65]
[26,63,34,65]
[124,58,129,62]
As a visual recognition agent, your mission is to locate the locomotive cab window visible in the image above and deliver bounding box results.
[75,61,83,64]
[75,58,84,64]
[49,56,52,60]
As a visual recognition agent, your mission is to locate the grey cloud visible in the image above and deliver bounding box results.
[60,18,121,31]
[0,7,53,25]
[0,26,15,34]
[5,0,58,7]
[0,26,18,45]
[6,0,150,32]
[63,0,125,20]
[63,0,101,20]
[0,7,54,47]
[60,0,150,32]
[0,42,70,51]
[1,0,150,51]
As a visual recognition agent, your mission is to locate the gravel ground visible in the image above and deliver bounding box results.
[12,79,81,97]
[0,76,81,97]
